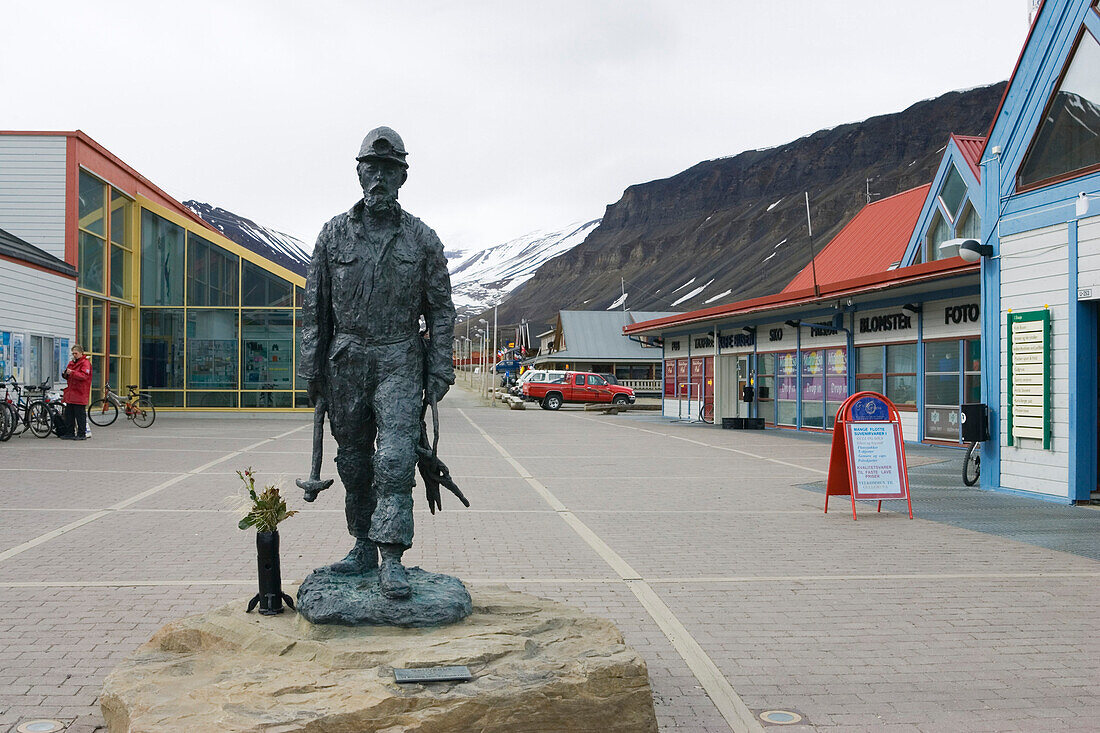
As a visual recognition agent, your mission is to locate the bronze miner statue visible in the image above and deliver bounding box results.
[295,127,471,626]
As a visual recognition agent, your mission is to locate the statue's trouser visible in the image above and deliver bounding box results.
[325,337,422,549]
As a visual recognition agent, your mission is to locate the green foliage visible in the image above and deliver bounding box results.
[236,467,298,532]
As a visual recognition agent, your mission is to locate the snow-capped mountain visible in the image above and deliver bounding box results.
[184,201,311,276]
[448,219,600,317]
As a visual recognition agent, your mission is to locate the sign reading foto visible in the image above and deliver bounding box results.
[824,392,913,520]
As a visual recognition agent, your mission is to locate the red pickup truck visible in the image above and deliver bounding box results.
[521,370,635,410]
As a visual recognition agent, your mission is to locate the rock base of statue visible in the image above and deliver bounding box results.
[100,585,658,733]
[295,565,472,627]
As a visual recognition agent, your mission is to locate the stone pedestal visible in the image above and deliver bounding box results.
[100,584,658,732]
[296,565,472,627]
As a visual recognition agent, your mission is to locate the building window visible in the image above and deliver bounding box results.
[775,351,797,426]
[800,349,824,429]
[242,261,293,307]
[188,233,239,307]
[141,210,185,306]
[186,309,238,391]
[756,353,776,424]
[825,347,848,429]
[923,338,982,442]
[110,189,133,299]
[1018,27,1100,190]
[242,309,294,396]
[855,343,917,408]
[28,336,56,386]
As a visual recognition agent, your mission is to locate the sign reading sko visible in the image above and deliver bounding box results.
[824,391,913,520]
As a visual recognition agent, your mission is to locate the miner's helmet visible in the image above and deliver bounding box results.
[356,127,408,168]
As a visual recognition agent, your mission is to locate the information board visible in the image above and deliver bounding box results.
[824,391,913,520]
[1007,309,1050,448]
[845,422,907,499]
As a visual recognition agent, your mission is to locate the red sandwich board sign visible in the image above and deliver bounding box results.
[825,391,913,520]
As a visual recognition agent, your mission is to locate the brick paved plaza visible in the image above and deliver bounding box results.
[1,384,1099,732]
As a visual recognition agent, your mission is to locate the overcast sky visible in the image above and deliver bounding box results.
[4,1,1032,252]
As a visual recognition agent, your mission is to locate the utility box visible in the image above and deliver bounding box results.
[960,403,990,443]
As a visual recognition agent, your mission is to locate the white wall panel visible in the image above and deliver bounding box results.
[0,260,75,336]
[998,223,1070,500]
[0,137,67,258]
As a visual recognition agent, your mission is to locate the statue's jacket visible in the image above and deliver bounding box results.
[298,200,456,390]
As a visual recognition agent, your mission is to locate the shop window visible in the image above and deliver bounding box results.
[241,391,294,408]
[294,310,305,392]
[144,390,184,407]
[186,391,238,408]
[140,310,185,389]
[925,340,963,441]
[800,350,824,429]
[1018,27,1100,189]
[856,343,916,407]
[885,343,917,407]
[108,304,133,390]
[141,210,185,306]
[855,346,883,394]
[295,286,304,308]
[964,338,982,403]
[757,353,776,424]
[825,347,848,429]
[188,234,239,307]
[27,335,56,387]
[186,310,239,390]
[242,261,293,307]
[242,310,294,392]
[776,351,797,426]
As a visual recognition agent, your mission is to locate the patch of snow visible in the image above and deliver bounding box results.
[766,197,783,212]
[606,292,628,310]
[671,279,714,306]
[703,289,732,304]
[762,252,777,262]
[447,218,600,317]
[773,238,788,249]
[671,277,696,294]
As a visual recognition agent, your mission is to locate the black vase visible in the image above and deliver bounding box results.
[246,530,295,615]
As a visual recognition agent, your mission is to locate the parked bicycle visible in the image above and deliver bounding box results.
[699,401,714,424]
[88,383,156,428]
[963,441,981,486]
[3,376,55,438]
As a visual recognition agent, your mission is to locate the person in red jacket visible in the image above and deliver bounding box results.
[60,344,92,441]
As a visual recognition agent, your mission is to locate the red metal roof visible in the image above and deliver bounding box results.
[952,134,986,182]
[782,184,931,293]
[624,256,978,335]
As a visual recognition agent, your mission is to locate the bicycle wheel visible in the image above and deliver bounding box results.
[962,442,981,486]
[699,402,714,424]
[29,402,53,438]
[130,396,156,428]
[88,398,118,426]
[10,403,27,436]
[0,402,14,441]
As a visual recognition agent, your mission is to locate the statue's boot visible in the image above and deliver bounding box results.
[378,543,411,599]
[323,539,378,574]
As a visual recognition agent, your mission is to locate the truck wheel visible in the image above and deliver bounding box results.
[543,393,563,411]
[612,395,629,406]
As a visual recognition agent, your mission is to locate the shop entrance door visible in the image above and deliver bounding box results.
[736,356,750,417]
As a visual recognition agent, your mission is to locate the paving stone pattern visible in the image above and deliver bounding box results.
[0,385,1098,732]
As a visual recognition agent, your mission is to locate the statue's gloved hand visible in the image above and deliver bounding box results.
[425,374,453,403]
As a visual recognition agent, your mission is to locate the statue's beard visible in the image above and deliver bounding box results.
[364,190,400,221]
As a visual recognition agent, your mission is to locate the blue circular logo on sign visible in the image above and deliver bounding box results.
[850,396,889,422]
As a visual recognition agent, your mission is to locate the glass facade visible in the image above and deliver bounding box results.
[136,206,306,409]
[855,343,917,408]
[76,171,136,393]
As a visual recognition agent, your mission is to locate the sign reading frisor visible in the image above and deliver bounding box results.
[858,313,912,334]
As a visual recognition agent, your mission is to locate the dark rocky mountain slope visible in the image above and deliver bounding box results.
[495,83,1006,324]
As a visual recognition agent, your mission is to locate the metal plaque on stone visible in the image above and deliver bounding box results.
[393,665,472,684]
